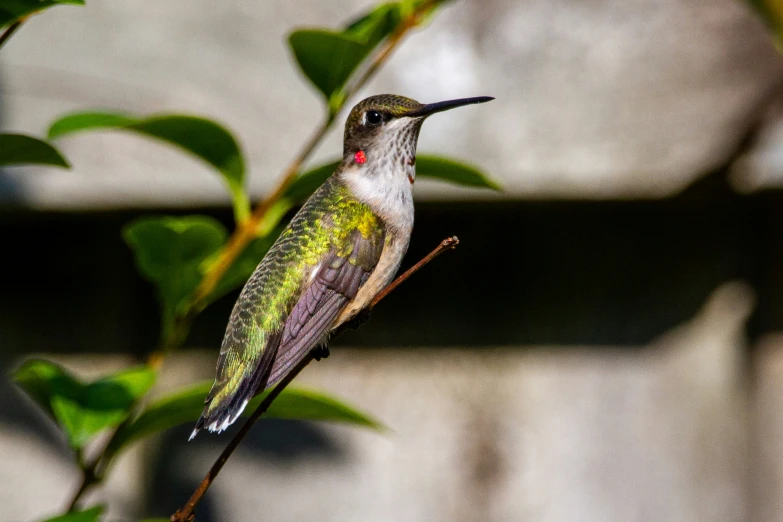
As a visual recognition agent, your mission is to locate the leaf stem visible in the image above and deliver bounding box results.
[170,236,459,522]
[65,462,97,512]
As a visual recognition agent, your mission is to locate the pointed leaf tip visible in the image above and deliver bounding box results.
[416,155,501,190]
[106,382,384,457]
[0,0,85,30]
[0,134,69,168]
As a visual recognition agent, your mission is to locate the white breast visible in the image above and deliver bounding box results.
[341,163,414,235]
[337,162,415,323]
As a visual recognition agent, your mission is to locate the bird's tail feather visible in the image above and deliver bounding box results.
[189,333,281,440]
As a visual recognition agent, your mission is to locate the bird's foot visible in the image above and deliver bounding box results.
[312,345,331,361]
[346,308,372,330]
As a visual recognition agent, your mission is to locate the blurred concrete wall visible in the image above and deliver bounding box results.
[1,0,783,207]
[1,282,764,521]
[4,0,783,521]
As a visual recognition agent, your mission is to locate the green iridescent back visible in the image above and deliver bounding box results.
[240,176,381,334]
[204,175,382,417]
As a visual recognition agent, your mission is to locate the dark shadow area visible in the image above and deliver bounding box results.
[0,168,777,357]
[0,167,31,206]
[341,170,756,347]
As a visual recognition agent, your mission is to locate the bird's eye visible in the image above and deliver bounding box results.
[365,110,383,126]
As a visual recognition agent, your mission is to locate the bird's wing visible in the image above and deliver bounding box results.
[192,193,385,437]
[265,227,383,388]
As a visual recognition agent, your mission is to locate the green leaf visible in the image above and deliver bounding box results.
[747,0,783,44]
[106,381,383,457]
[288,31,369,106]
[123,216,227,337]
[284,161,337,203]
[289,3,402,105]
[42,505,102,522]
[0,133,69,168]
[416,156,501,190]
[0,0,84,29]
[13,360,155,448]
[48,112,249,222]
[48,113,135,137]
[13,358,62,418]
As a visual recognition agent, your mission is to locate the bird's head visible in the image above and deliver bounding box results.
[342,94,493,174]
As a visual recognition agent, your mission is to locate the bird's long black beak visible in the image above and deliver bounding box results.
[407,96,494,118]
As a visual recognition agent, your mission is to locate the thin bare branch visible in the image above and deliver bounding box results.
[371,236,458,307]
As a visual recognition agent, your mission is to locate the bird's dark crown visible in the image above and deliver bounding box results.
[343,94,423,155]
[345,94,422,127]
[341,94,494,158]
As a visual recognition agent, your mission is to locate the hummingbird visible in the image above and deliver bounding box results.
[191,94,493,438]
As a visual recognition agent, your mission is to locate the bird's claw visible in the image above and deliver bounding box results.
[312,345,331,361]
[347,308,372,330]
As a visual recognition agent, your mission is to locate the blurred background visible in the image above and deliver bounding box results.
[3,0,783,520]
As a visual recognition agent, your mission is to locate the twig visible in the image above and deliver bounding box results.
[370,236,458,307]
[65,467,95,513]
[64,448,93,512]
[170,236,459,522]
[0,18,27,50]
[342,1,435,100]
